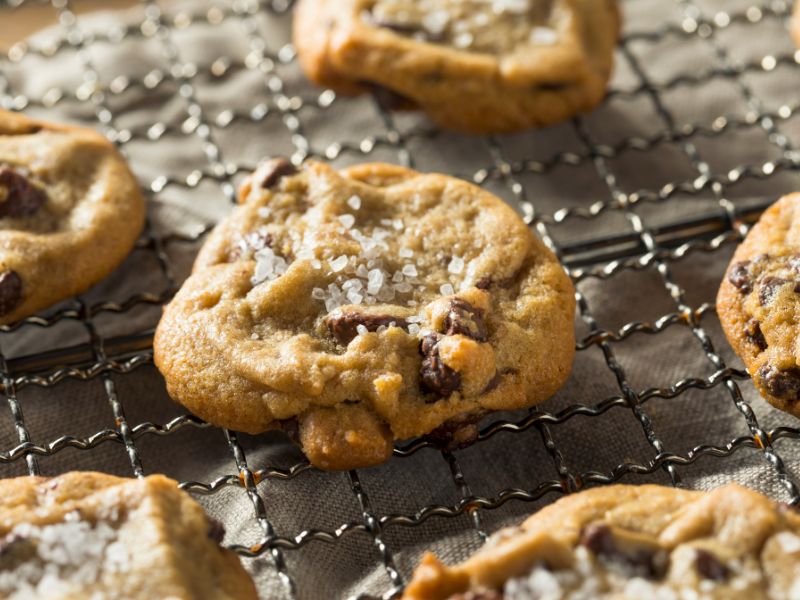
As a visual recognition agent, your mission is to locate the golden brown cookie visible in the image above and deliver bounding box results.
[293,0,620,133]
[0,109,145,325]
[717,194,800,417]
[793,3,800,48]
[0,472,257,599]
[154,159,575,470]
[402,483,800,599]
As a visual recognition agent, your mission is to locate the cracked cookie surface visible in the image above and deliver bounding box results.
[0,472,257,600]
[717,194,800,417]
[154,159,575,470]
[0,110,145,325]
[293,0,620,133]
[402,483,800,600]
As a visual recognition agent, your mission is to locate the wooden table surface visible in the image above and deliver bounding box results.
[0,1,140,51]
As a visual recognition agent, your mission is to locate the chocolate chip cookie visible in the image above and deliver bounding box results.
[154,159,575,470]
[402,483,800,599]
[0,471,257,599]
[293,0,620,133]
[0,110,145,324]
[717,194,800,416]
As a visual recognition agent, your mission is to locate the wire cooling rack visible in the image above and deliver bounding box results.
[2,0,800,598]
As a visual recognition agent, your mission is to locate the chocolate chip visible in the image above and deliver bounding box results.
[694,549,728,581]
[482,372,502,393]
[475,277,492,290]
[0,270,22,317]
[207,518,226,544]
[254,158,297,189]
[728,261,753,294]
[326,311,408,345]
[443,299,488,342]
[372,19,420,35]
[580,524,666,579]
[744,319,767,351]
[758,276,795,306]
[419,333,461,398]
[0,166,47,218]
[757,364,800,402]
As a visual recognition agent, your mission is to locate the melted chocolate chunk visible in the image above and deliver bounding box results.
[366,83,417,111]
[0,270,22,317]
[425,412,485,450]
[0,166,47,218]
[327,312,408,345]
[580,524,666,579]
[475,277,492,290]
[758,276,799,306]
[482,371,502,393]
[443,299,488,342]
[419,333,461,398]
[727,261,753,294]
[254,158,297,189]
[372,19,420,36]
[757,364,800,402]
[694,549,728,581]
[744,319,767,351]
[207,518,226,545]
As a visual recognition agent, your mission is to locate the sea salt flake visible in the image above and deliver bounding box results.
[402,264,418,277]
[367,269,385,295]
[347,195,362,210]
[356,324,368,335]
[392,219,404,230]
[251,332,259,340]
[407,323,421,335]
[338,214,356,229]
[329,255,349,272]
[311,259,322,269]
[394,282,413,293]
[448,256,465,274]
[342,278,363,291]
[257,206,271,218]
[312,288,326,299]
[392,271,404,283]
[356,264,369,278]
[440,283,455,295]
[399,247,413,258]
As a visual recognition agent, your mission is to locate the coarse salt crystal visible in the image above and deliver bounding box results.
[356,324,368,336]
[440,283,455,295]
[394,282,413,293]
[356,264,369,278]
[367,269,384,295]
[448,256,465,274]
[408,323,421,335]
[402,264,418,277]
[399,247,413,258]
[492,0,530,14]
[530,26,558,45]
[342,278,363,291]
[346,290,364,305]
[251,332,259,340]
[453,32,474,48]
[338,214,356,229]
[329,255,349,272]
[311,259,322,269]
[347,195,362,210]
[422,10,449,35]
[392,219,404,230]
[776,531,800,553]
[257,206,271,218]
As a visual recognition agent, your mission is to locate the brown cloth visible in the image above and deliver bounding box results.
[2,1,800,598]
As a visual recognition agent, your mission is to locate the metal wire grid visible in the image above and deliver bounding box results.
[1,0,800,598]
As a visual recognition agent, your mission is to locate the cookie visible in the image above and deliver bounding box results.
[793,3,800,48]
[293,0,620,133]
[716,194,800,416]
[0,471,257,599]
[0,109,145,325]
[154,159,575,470]
[402,483,800,599]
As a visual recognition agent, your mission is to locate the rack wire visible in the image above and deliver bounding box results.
[2,0,800,598]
